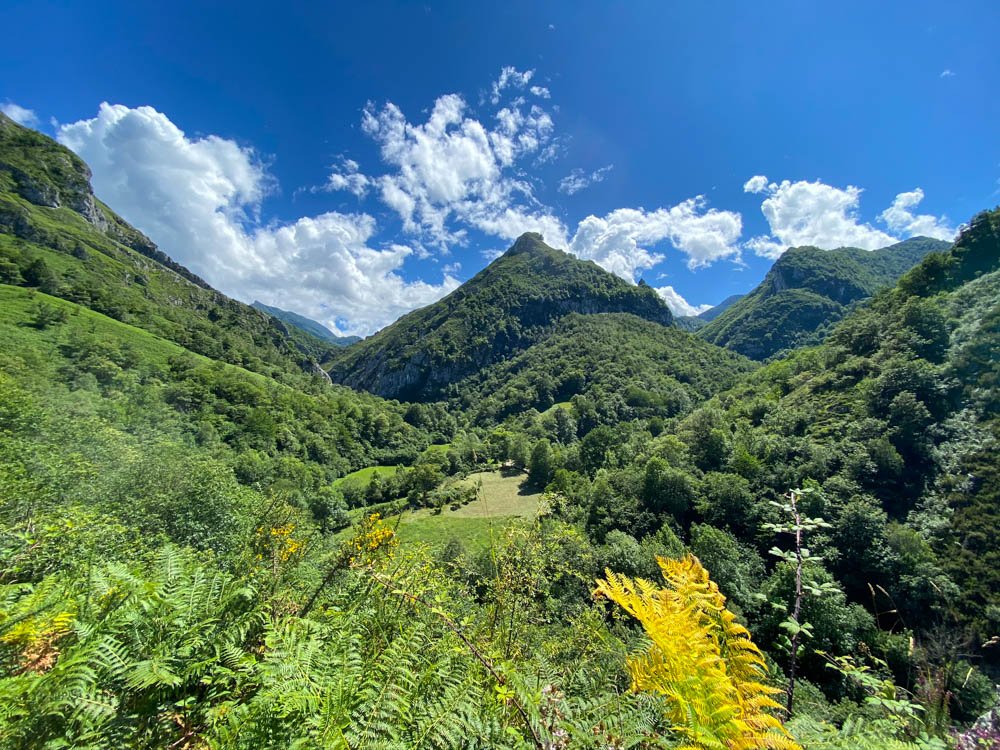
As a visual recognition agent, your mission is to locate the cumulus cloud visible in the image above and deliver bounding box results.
[744,175,955,257]
[743,176,897,258]
[879,188,956,241]
[1,101,39,127]
[58,103,457,336]
[529,85,551,99]
[655,285,712,317]
[940,69,955,78]
[558,164,613,195]
[570,198,743,277]
[358,83,558,246]
[351,71,743,279]
[743,175,769,194]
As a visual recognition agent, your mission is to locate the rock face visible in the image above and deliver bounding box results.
[324,232,675,401]
[0,113,213,289]
[0,114,107,230]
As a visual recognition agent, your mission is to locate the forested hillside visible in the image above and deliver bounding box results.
[323,232,674,401]
[698,237,949,359]
[1,115,998,749]
[447,311,756,425]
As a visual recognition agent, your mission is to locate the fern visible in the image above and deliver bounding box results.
[595,554,800,750]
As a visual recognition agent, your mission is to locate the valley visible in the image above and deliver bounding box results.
[1,110,998,749]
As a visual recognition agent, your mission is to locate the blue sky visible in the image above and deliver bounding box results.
[2,0,998,333]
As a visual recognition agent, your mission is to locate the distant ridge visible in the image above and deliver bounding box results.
[674,294,745,331]
[253,301,360,346]
[698,294,744,321]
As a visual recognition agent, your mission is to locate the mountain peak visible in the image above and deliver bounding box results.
[505,231,548,256]
[324,233,674,400]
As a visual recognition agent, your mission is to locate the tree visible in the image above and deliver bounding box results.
[763,487,836,714]
[528,439,555,487]
[641,457,694,520]
[29,301,68,330]
[22,258,59,294]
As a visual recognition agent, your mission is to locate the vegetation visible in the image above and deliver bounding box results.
[323,232,675,401]
[252,300,360,347]
[1,118,998,748]
[698,238,949,359]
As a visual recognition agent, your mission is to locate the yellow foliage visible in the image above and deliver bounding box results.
[347,512,398,567]
[0,609,74,673]
[595,554,800,750]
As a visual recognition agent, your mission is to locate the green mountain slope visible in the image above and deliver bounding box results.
[698,293,744,322]
[252,300,360,346]
[0,113,339,380]
[674,294,744,331]
[450,311,756,424]
[323,232,675,401]
[705,209,1000,637]
[698,237,950,359]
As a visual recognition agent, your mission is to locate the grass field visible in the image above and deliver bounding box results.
[390,469,543,551]
[332,464,401,488]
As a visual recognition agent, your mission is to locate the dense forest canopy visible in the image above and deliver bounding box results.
[1,112,999,749]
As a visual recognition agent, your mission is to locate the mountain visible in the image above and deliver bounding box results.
[3,101,999,745]
[449,311,756,424]
[673,294,745,331]
[252,301,360,346]
[323,232,675,401]
[708,208,1000,642]
[697,236,950,359]
[698,293,744,322]
[0,112,340,379]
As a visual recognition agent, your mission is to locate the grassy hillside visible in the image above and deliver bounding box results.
[323,232,675,401]
[391,470,542,550]
[698,236,949,359]
[0,113,340,382]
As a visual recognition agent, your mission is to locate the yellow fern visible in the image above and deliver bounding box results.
[595,554,800,750]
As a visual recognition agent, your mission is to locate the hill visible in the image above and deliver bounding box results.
[697,237,949,359]
[323,232,675,400]
[252,300,360,346]
[449,311,756,425]
[0,113,340,380]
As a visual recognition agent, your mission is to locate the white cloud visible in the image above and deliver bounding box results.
[353,74,743,280]
[559,164,613,195]
[529,85,551,99]
[743,174,769,194]
[744,176,896,258]
[879,188,956,240]
[569,197,743,278]
[940,69,955,78]
[1,101,39,128]
[744,175,955,258]
[490,66,534,104]
[655,285,712,317]
[322,157,370,197]
[358,83,557,246]
[57,103,457,336]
